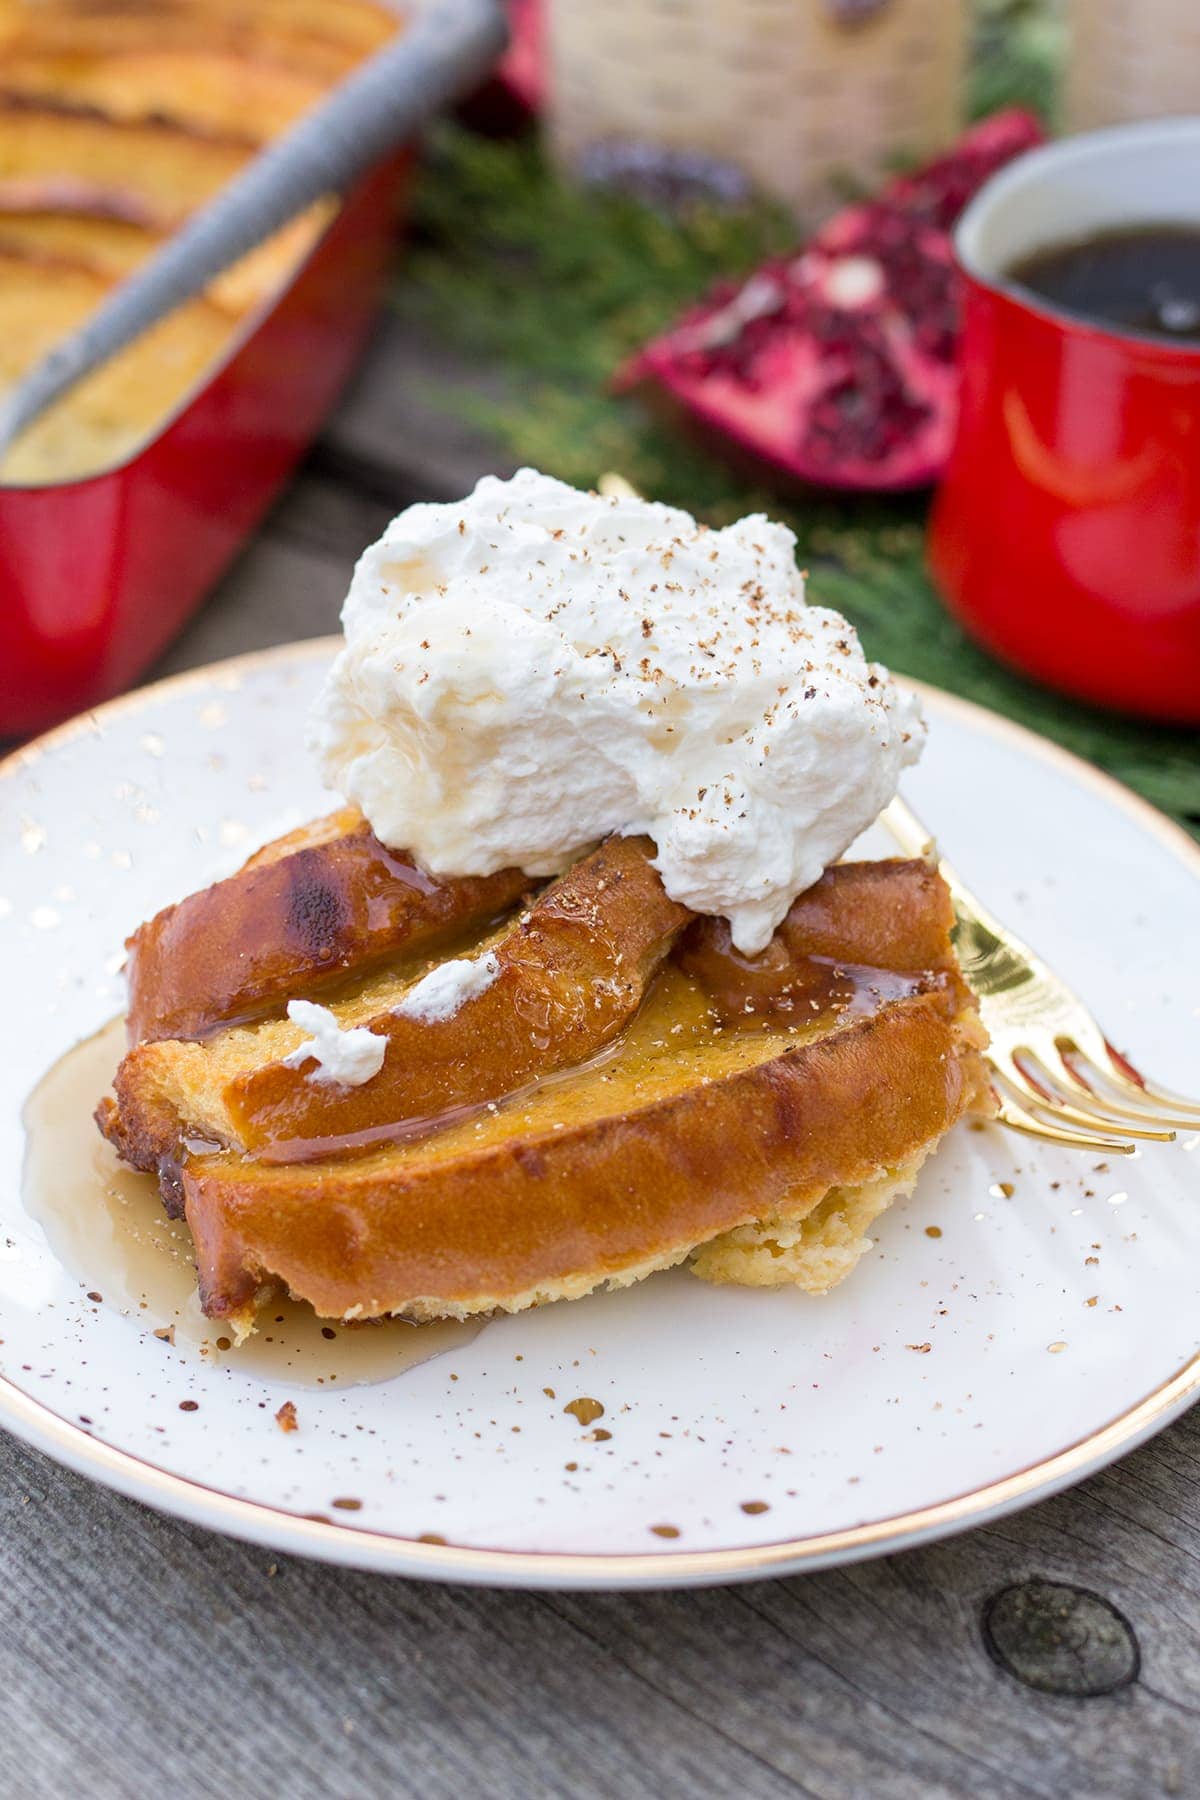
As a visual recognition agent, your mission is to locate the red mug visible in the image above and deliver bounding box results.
[928,119,1200,725]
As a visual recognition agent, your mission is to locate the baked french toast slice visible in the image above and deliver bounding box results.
[0,205,333,316]
[106,836,690,1166]
[181,966,989,1332]
[0,104,252,230]
[98,847,991,1334]
[0,50,328,144]
[0,0,399,82]
[124,806,532,1044]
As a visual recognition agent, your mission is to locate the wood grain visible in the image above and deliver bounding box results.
[1,1414,1198,1799]
[4,311,1199,1800]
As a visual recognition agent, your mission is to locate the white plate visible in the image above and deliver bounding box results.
[2,641,1198,1589]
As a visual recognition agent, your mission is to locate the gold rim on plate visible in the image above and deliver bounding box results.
[3,638,1199,1584]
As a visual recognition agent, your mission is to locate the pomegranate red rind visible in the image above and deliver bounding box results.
[618,110,1046,493]
[461,0,543,131]
[498,0,544,113]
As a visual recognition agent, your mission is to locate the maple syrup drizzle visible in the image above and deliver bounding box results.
[21,1017,485,1388]
[246,957,931,1165]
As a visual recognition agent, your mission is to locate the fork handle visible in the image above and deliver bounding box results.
[882,796,1033,1002]
[883,797,1001,927]
[880,796,938,864]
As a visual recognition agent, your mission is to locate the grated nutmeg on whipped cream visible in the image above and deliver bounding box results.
[309,469,923,955]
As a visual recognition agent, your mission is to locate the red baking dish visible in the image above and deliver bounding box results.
[0,151,408,739]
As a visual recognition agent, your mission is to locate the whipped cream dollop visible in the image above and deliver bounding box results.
[282,1001,386,1087]
[393,951,501,1025]
[310,469,923,954]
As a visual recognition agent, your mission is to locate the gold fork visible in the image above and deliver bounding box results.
[883,795,1200,1156]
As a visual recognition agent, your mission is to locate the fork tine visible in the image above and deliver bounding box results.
[992,1091,1137,1155]
[881,793,1197,1152]
[993,1065,1144,1152]
[1013,1051,1176,1142]
[1087,1041,1200,1121]
[1048,1046,1200,1133]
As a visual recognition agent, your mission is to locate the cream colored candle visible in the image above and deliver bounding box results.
[546,0,967,223]
[1066,0,1200,133]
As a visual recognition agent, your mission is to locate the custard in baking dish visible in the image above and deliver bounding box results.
[0,0,399,483]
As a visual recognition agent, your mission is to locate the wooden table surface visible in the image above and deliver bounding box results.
[3,316,1199,1800]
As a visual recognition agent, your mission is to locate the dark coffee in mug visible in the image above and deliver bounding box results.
[1008,225,1200,342]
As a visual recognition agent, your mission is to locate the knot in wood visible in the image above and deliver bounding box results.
[983,1581,1139,1698]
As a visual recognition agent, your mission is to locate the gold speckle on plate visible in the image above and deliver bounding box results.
[924,1225,942,1239]
[649,1524,680,1539]
[741,1500,770,1515]
[564,1396,604,1426]
[989,1181,1015,1200]
[1047,1341,1068,1353]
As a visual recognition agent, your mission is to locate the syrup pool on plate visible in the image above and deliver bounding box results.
[22,1018,485,1389]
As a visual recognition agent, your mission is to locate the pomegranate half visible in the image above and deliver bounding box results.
[618,110,1045,493]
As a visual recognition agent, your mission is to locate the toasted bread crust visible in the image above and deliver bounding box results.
[105,836,688,1170]
[223,836,690,1156]
[124,808,532,1044]
[678,858,964,1019]
[183,993,989,1323]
